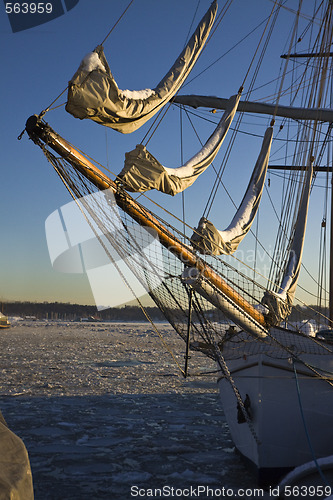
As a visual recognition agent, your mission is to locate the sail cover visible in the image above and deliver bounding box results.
[0,411,34,499]
[118,93,241,195]
[262,162,313,325]
[191,126,273,255]
[65,1,218,134]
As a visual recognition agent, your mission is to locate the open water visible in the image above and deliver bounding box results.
[0,321,260,499]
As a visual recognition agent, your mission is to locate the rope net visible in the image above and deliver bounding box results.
[32,133,333,363]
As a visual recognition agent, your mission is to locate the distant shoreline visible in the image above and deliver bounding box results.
[1,300,327,324]
[2,301,165,322]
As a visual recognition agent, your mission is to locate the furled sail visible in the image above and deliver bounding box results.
[118,93,241,195]
[262,162,313,325]
[191,126,273,255]
[65,1,218,134]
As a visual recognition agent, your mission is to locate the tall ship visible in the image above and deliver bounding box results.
[23,0,333,486]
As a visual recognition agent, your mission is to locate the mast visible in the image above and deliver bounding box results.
[25,115,268,337]
[269,164,333,326]
[279,47,333,328]
[175,48,333,327]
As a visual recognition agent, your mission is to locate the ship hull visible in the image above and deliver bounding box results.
[217,347,333,486]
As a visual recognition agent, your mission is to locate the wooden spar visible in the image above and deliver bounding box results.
[269,165,333,172]
[172,95,333,122]
[25,115,267,330]
[281,52,333,59]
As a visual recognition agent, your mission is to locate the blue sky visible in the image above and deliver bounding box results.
[0,0,327,308]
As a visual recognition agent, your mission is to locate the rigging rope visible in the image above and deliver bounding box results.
[183,0,201,48]
[268,1,333,297]
[241,0,280,91]
[180,106,186,242]
[179,105,288,283]
[99,0,135,46]
[39,116,333,329]
[202,1,280,220]
[139,0,233,149]
[38,0,136,119]
[28,115,333,384]
[213,341,261,445]
[183,0,290,90]
[39,143,187,377]
[293,360,332,488]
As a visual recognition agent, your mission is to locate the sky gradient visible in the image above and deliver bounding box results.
[0,0,327,310]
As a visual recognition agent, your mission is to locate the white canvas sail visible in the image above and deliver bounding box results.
[66,1,218,134]
[118,93,241,195]
[191,126,273,255]
[262,162,313,325]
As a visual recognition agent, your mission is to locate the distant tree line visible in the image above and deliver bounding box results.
[2,301,325,324]
[3,301,165,322]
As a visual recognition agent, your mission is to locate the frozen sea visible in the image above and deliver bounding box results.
[0,321,259,499]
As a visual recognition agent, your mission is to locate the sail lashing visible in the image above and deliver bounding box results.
[191,126,273,255]
[262,162,313,325]
[182,267,268,338]
[118,93,241,195]
[65,1,218,134]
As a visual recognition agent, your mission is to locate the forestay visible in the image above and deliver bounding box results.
[191,126,273,255]
[65,1,218,134]
[118,93,241,195]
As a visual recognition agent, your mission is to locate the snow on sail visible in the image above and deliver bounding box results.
[262,162,313,325]
[191,126,273,255]
[118,93,241,195]
[65,1,218,134]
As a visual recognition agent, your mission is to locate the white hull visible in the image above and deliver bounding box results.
[217,329,333,485]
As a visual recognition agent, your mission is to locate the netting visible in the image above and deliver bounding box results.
[217,327,333,361]
[31,130,333,362]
